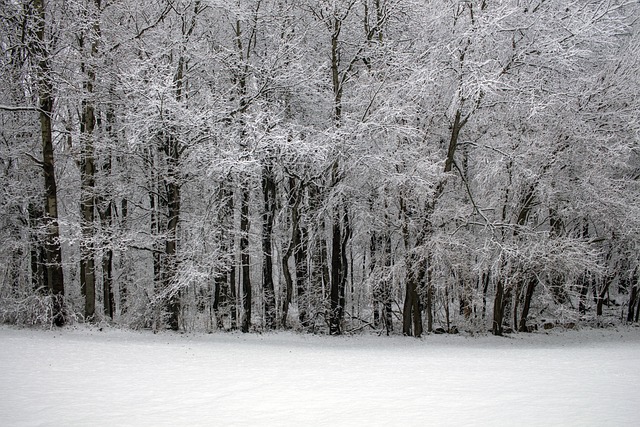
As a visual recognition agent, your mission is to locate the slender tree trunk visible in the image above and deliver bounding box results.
[518,277,536,332]
[227,189,238,330]
[33,0,65,326]
[262,164,277,329]
[119,197,128,314]
[281,177,302,328]
[28,205,46,291]
[425,273,433,333]
[281,249,293,328]
[240,187,251,333]
[213,266,226,330]
[596,275,613,317]
[78,0,102,322]
[100,189,115,320]
[493,277,507,336]
[482,271,490,318]
[403,253,424,337]
[329,212,343,335]
[339,206,350,329]
[294,216,308,327]
[444,109,463,173]
[163,131,181,330]
[578,273,590,314]
[100,109,116,319]
[229,257,238,330]
[627,285,638,323]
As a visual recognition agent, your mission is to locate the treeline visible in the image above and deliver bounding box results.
[0,0,638,336]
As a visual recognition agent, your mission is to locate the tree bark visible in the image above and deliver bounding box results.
[262,164,277,329]
[33,0,65,326]
[402,253,424,337]
[240,187,251,333]
[518,277,536,332]
[163,132,181,330]
[28,205,46,291]
[78,0,101,322]
[627,285,638,323]
[492,276,509,336]
[329,212,343,335]
[294,214,308,327]
[281,177,302,328]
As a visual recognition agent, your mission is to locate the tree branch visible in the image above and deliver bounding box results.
[0,104,38,112]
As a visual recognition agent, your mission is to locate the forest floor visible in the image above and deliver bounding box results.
[1,324,639,426]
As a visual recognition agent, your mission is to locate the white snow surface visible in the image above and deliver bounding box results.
[1,325,639,426]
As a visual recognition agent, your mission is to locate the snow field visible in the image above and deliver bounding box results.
[1,326,639,426]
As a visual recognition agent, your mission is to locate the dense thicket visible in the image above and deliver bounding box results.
[1,0,638,336]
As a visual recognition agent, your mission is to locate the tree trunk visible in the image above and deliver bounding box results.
[578,273,590,314]
[213,268,226,330]
[492,278,507,336]
[294,219,308,327]
[100,109,116,319]
[78,0,101,322]
[329,212,343,335]
[229,259,238,330]
[627,285,638,323]
[518,277,536,332]
[402,254,424,337]
[444,109,463,173]
[262,164,277,329]
[119,197,128,314]
[370,226,380,328]
[596,275,613,317]
[281,177,302,328]
[281,249,293,328]
[240,187,251,333]
[33,0,65,326]
[28,205,46,291]
[163,132,181,330]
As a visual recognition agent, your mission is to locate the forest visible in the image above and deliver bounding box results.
[0,0,638,337]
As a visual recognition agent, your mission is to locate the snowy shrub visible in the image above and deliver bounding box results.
[0,291,57,326]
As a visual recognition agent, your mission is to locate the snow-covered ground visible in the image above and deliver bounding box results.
[1,325,639,426]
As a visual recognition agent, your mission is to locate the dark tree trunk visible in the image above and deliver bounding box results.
[213,269,226,330]
[119,197,128,314]
[281,178,302,328]
[100,107,117,319]
[578,273,590,314]
[444,109,463,173]
[28,205,46,291]
[163,132,181,331]
[240,188,251,333]
[596,275,613,317]
[220,185,237,330]
[33,0,64,326]
[281,249,293,328]
[229,256,238,330]
[329,213,343,335]
[339,206,351,328]
[147,148,162,313]
[370,227,380,328]
[97,155,114,320]
[627,285,638,323]
[518,277,536,332]
[78,0,100,322]
[482,271,490,318]
[294,223,308,327]
[402,254,424,337]
[262,165,277,329]
[493,278,507,336]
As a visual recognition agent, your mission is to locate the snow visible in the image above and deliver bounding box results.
[1,326,639,426]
